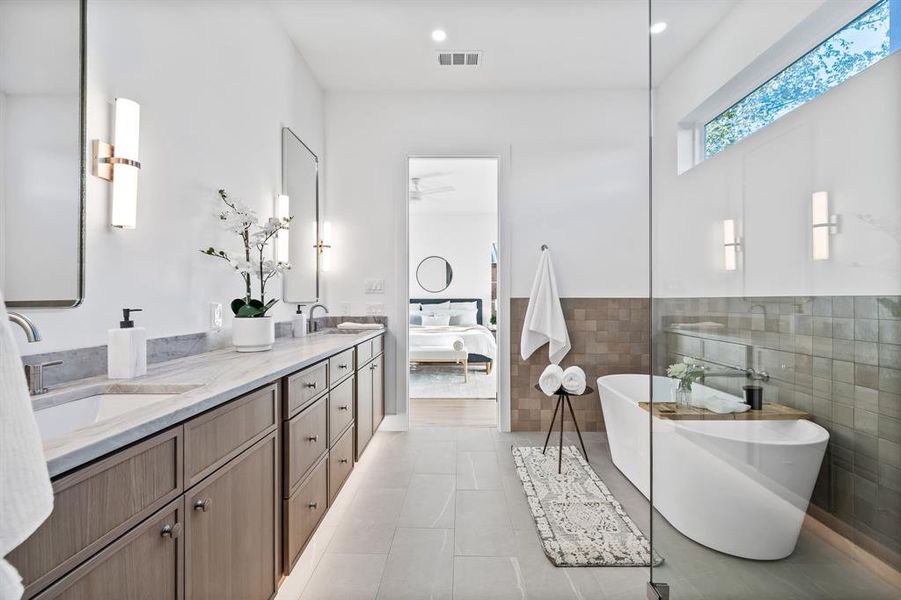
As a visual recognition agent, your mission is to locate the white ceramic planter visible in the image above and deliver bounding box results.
[232,317,275,352]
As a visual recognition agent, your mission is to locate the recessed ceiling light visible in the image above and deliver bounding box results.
[650,22,667,34]
[431,29,447,42]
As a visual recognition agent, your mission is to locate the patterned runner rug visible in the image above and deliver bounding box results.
[512,445,662,567]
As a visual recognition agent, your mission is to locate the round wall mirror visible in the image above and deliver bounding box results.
[416,256,453,292]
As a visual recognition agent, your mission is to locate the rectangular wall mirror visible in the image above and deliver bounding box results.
[0,0,86,307]
[281,126,319,304]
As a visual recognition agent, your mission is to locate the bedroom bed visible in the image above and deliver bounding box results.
[409,298,496,378]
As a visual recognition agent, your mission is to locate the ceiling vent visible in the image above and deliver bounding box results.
[437,51,482,67]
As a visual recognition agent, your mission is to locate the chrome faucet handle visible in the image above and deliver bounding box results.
[24,360,62,396]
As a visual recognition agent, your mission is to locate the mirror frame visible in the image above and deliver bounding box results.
[6,0,87,308]
[416,255,453,293]
[281,126,320,304]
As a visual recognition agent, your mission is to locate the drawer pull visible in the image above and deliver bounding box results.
[338,364,348,369]
[338,405,349,411]
[304,382,318,389]
[308,502,319,510]
[160,523,181,539]
[193,498,211,512]
[370,363,377,370]
[339,458,349,464]
[307,435,319,442]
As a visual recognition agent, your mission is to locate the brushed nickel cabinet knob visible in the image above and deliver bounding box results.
[307,435,319,442]
[193,498,211,512]
[308,502,318,509]
[160,523,181,539]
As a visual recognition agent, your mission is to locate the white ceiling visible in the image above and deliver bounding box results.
[409,157,497,215]
[269,0,736,91]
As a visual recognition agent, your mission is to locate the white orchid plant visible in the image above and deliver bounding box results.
[201,189,291,318]
[666,357,705,391]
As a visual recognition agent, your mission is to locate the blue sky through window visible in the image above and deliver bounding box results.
[704,0,897,158]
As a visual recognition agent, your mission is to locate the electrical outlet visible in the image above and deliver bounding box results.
[365,279,385,294]
[209,302,223,329]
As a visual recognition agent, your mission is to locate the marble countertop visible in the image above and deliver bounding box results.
[36,328,384,478]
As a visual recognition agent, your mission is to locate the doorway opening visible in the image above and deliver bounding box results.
[407,157,499,428]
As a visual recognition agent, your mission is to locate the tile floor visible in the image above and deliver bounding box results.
[276,427,901,600]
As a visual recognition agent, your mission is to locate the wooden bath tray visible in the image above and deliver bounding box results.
[638,401,809,421]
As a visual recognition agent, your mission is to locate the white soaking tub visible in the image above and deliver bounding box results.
[597,374,829,560]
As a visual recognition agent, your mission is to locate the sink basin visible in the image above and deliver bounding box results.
[33,383,200,441]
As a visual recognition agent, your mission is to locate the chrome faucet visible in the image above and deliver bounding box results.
[308,303,329,333]
[8,311,42,342]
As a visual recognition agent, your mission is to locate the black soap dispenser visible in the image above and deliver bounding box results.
[108,308,147,379]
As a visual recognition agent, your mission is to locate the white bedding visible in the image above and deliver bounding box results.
[409,324,497,360]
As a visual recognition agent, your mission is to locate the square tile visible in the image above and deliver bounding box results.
[376,528,453,600]
[456,490,512,529]
[301,553,386,600]
[456,451,504,490]
[398,474,456,529]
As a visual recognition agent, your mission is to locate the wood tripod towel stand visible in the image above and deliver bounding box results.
[534,384,593,474]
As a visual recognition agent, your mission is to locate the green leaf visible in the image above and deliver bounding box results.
[230,298,246,315]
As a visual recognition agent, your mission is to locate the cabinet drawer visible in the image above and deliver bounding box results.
[33,498,184,600]
[284,395,328,497]
[328,376,354,446]
[283,456,328,572]
[372,334,383,357]
[8,429,182,597]
[329,425,355,503]
[184,383,278,487]
[286,361,328,418]
[355,340,373,369]
[329,349,355,386]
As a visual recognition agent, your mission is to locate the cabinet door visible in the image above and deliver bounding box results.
[33,499,184,600]
[355,369,373,460]
[185,432,278,600]
[372,357,384,432]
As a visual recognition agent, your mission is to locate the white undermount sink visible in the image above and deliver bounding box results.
[33,383,200,441]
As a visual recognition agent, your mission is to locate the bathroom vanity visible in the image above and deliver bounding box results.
[7,330,385,600]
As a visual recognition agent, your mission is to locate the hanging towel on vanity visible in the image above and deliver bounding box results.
[521,248,571,365]
[0,292,53,600]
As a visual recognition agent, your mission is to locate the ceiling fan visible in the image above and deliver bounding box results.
[409,174,455,201]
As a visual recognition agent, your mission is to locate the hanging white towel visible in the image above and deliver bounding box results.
[521,248,571,365]
[0,294,53,600]
[562,366,587,395]
[538,364,564,396]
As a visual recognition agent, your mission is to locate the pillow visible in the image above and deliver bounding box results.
[409,313,423,326]
[450,301,478,312]
[421,313,451,326]
[425,301,451,313]
[409,303,422,313]
[450,310,478,326]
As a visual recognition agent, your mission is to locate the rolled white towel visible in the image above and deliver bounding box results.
[700,396,750,414]
[562,366,587,395]
[452,337,465,352]
[539,364,564,396]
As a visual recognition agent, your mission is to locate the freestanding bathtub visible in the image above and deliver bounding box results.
[597,374,829,560]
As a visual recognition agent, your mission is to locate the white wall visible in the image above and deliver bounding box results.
[13,0,325,354]
[409,212,497,323]
[323,90,649,414]
[653,1,901,298]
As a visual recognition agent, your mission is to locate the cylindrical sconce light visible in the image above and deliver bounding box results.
[275,194,290,262]
[812,191,838,261]
[723,219,740,271]
[92,98,142,229]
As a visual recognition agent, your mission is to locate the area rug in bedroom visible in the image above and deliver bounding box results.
[409,364,497,399]
[512,445,662,567]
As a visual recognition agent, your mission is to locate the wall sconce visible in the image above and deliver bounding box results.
[315,221,332,272]
[275,194,290,262]
[812,191,839,261]
[723,219,741,271]
[92,98,141,229]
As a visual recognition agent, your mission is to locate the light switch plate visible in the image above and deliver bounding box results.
[209,302,223,329]
[365,279,385,294]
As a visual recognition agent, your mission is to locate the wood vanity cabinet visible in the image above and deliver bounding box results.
[355,335,384,460]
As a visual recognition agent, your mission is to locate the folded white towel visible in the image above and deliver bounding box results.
[520,248,571,365]
[539,364,564,396]
[562,366,587,395]
[337,322,384,330]
[0,294,53,600]
[452,337,465,352]
[698,395,750,414]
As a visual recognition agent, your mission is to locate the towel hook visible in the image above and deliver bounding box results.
[540,244,549,251]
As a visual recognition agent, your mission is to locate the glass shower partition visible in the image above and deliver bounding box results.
[648,0,901,598]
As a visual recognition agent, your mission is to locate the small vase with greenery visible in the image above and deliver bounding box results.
[201,189,290,351]
[666,357,705,406]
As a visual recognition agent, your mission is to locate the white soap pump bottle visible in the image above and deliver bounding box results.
[292,305,308,337]
[108,308,147,379]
